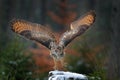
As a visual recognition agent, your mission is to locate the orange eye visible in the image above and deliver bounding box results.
[57,47,61,50]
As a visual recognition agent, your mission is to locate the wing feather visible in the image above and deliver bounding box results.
[70,10,96,30]
[59,11,96,47]
[10,19,56,49]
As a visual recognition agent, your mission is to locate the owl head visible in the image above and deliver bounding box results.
[49,42,64,60]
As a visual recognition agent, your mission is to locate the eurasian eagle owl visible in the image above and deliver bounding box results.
[10,11,96,70]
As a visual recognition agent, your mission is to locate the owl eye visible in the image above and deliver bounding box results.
[57,47,61,51]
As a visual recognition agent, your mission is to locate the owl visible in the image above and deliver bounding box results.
[10,11,96,70]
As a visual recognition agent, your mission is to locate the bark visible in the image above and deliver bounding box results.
[108,0,120,79]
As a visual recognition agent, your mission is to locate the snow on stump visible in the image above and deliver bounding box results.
[48,70,88,80]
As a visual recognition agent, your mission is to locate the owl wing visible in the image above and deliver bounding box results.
[10,19,56,49]
[59,11,96,47]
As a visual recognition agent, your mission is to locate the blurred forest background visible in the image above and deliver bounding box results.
[0,0,120,80]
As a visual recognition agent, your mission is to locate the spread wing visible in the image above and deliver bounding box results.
[59,11,96,47]
[10,19,56,49]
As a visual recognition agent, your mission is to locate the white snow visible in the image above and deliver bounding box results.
[48,70,88,80]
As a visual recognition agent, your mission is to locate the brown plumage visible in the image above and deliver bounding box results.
[59,11,96,47]
[10,19,56,49]
[10,11,96,70]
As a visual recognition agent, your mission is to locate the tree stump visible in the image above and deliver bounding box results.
[48,70,88,80]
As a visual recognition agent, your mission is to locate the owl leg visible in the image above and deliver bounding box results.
[53,58,58,70]
[60,58,67,69]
